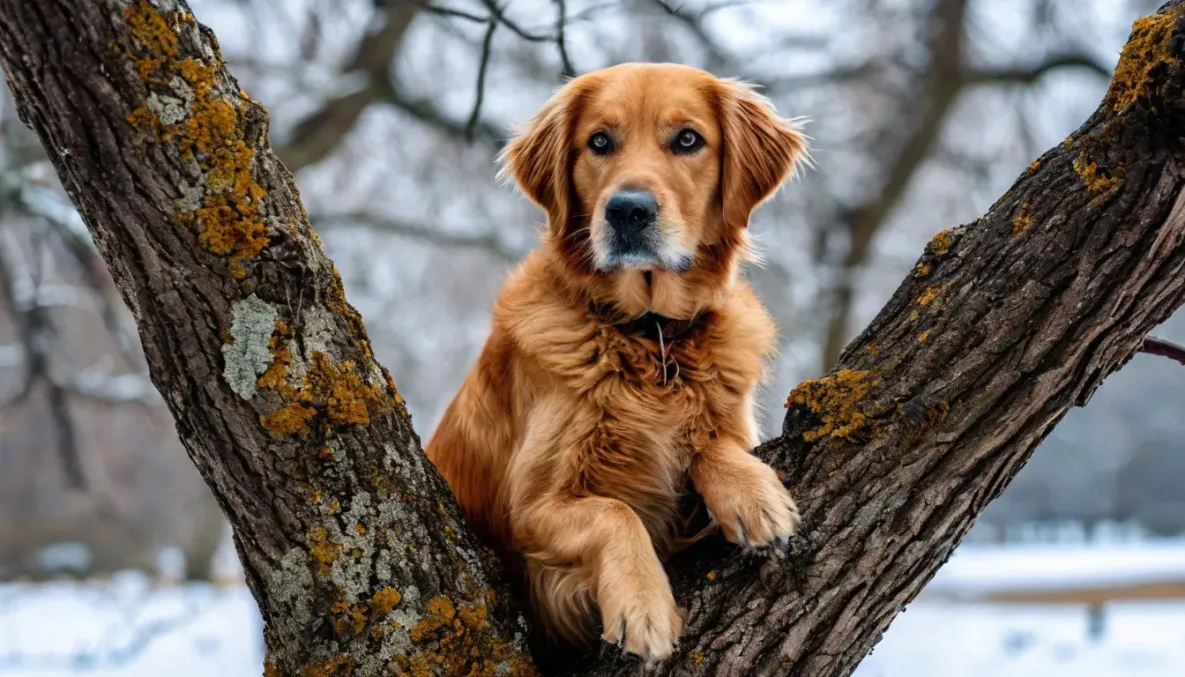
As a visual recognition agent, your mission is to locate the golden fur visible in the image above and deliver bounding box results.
[425,62,806,664]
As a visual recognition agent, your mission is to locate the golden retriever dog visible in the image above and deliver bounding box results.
[425,62,807,664]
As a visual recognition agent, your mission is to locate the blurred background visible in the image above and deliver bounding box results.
[1,0,1183,675]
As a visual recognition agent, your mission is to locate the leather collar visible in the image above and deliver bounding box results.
[617,311,699,344]
[587,301,701,342]
[588,302,702,385]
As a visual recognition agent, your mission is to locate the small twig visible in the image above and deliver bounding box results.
[407,0,487,24]
[467,17,498,143]
[552,0,576,78]
[479,0,552,42]
[1139,335,1185,366]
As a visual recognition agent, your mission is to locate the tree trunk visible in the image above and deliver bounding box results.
[0,2,532,675]
[1,1,1183,676]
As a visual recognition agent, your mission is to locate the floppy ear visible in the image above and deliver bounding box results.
[717,79,808,230]
[498,85,581,234]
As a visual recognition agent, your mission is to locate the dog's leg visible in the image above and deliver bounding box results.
[690,437,800,550]
[513,494,682,665]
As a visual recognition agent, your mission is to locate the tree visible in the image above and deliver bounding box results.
[0,0,1183,675]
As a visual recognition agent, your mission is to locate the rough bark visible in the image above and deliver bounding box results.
[0,1,532,675]
[1,2,1183,677]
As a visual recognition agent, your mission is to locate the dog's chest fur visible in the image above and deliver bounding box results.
[509,295,770,552]
[580,323,732,546]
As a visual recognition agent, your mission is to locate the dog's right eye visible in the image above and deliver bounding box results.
[588,131,614,155]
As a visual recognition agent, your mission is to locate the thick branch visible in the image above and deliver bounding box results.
[0,1,531,675]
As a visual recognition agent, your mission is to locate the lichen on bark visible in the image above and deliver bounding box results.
[222,294,278,399]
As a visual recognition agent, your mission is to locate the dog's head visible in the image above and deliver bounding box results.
[501,63,806,313]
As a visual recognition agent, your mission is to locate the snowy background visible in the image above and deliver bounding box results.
[1,0,1183,675]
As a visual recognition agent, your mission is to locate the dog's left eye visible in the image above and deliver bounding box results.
[671,129,705,154]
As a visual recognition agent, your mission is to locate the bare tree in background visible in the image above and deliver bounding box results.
[2,1,1185,677]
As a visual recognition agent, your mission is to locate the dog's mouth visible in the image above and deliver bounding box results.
[596,227,692,273]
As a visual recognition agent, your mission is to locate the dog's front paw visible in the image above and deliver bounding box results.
[702,457,800,550]
[597,557,683,665]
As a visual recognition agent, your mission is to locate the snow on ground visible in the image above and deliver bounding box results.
[854,602,1185,677]
[0,573,262,676]
[2,541,1185,676]
[924,539,1185,599]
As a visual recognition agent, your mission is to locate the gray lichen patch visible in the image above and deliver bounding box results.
[328,492,378,601]
[300,305,337,362]
[177,180,203,213]
[265,547,318,648]
[147,77,193,125]
[222,294,278,399]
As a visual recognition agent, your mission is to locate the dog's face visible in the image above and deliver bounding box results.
[502,62,806,281]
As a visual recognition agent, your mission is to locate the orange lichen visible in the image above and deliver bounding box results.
[125,106,160,142]
[786,369,878,442]
[124,1,178,58]
[396,592,536,677]
[706,570,718,581]
[262,403,316,437]
[258,345,292,392]
[927,229,954,256]
[691,651,705,664]
[295,352,386,426]
[1107,10,1181,112]
[1012,202,1034,234]
[1063,136,1074,148]
[258,320,297,397]
[298,655,353,677]
[330,600,370,637]
[918,329,932,344]
[1028,159,1041,172]
[913,261,932,277]
[410,596,458,644]
[307,526,342,574]
[866,343,880,357]
[259,325,393,435]
[123,1,271,278]
[917,285,942,306]
[1073,156,1126,194]
[370,587,403,619]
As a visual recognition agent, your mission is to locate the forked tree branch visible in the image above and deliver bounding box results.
[0,2,1183,677]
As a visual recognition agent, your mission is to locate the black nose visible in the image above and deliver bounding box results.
[605,191,659,234]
